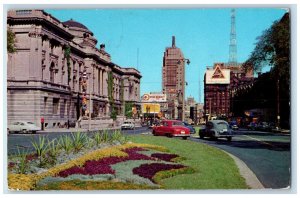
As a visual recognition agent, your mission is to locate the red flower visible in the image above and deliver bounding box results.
[132,163,185,182]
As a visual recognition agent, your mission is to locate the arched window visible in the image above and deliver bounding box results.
[50,62,55,83]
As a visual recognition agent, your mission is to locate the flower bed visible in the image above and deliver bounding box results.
[8,142,192,190]
[58,147,154,177]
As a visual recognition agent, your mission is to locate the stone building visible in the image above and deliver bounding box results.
[7,10,141,128]
[162,36,189,120]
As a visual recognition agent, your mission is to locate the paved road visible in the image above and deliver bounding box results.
[7,127,290,189]
[189,129,291,189]
[7,127,149,155]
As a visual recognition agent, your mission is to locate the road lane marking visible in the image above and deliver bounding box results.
[243,135,275,147]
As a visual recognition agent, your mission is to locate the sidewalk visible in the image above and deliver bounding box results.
[38,126,121,133]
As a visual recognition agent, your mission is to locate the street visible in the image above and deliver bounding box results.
[7,127,290,189]
[190,129,291,189]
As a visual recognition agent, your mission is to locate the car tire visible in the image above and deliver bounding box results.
[182,136,188,140]
[199,134,204,139]
[152,130,157,136]
[32,131,36,134]
[22,129,28,134]
[227,137,232,142]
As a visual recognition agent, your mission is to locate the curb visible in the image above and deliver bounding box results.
[223,150,265,189]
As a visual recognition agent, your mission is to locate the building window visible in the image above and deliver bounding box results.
[53,98,60,115]
[50,63,55,83]
[44,97,48,115]
[60,99,67,118]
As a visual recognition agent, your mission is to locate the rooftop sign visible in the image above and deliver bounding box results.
[141,93,167,103]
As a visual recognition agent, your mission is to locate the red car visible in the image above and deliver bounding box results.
[152,120,190,140]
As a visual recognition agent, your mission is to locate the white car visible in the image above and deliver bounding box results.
[7,121,41,134]
[121,121,135,130]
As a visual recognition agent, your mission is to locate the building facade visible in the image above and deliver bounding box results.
[204,63,254,120]
[7,10,141,128]
[162,36,188,120]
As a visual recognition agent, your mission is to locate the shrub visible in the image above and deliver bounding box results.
[71,132,87,153]
[93,131,102,146]
[58,135,73,154]
[31,136,48,167]
[16,147,29,174]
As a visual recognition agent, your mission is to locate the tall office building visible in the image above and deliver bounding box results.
[162,36,187,120]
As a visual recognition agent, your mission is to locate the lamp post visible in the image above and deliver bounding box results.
[177,58,190,121]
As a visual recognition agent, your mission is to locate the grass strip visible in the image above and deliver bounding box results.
[129,135,249,189]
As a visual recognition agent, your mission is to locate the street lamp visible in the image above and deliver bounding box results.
[177,58,190,121]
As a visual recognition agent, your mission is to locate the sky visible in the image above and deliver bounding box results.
[45,8,287,103]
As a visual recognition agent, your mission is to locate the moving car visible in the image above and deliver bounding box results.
[182,121,196,134]
[152,120,190,140]
[7,121,41,134]
[121,121,135,130]
[199,120,233,141]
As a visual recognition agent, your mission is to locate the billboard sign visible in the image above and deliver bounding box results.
[141,93,167,102]
[206,65,230,84]
[142,103,160,113]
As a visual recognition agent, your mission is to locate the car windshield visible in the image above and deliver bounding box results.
[173,121,184,126]
[216,122,229,130]
[124,122,131,124]
[27,122,35,125]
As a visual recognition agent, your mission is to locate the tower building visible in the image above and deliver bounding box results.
[162,36,187,120]
[229,9,237,66]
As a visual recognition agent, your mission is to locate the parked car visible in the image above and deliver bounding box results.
[7,121,41,134]
[247,122,257,130]
[256,122,271,131]
[199,120,233,141]
[229,121,239,131]
[121,121,135,130]
[182,121,196,134]
[152,120,190,140]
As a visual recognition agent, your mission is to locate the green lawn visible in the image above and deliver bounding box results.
[129,135,249,189]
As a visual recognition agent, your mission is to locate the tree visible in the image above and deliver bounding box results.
[107,71,117,120]
[243,13,290,80]
[7,29,16,53]
[242,13,290,128]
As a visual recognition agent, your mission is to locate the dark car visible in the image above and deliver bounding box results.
[199,120,233,141]
[229,121,239,131]
[247,122,257,130]
[182,122,196,134]
[256,122,271,131]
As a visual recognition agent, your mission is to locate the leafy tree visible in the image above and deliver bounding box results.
[64,45,71,84]
[243,13,290,81]
[7,29,16,53]
[107,71,118,120]
[240,13,290,128]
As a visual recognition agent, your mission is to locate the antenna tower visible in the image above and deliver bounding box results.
[229,9,237,66]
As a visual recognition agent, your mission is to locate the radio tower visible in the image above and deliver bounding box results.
[229,9,237,66]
